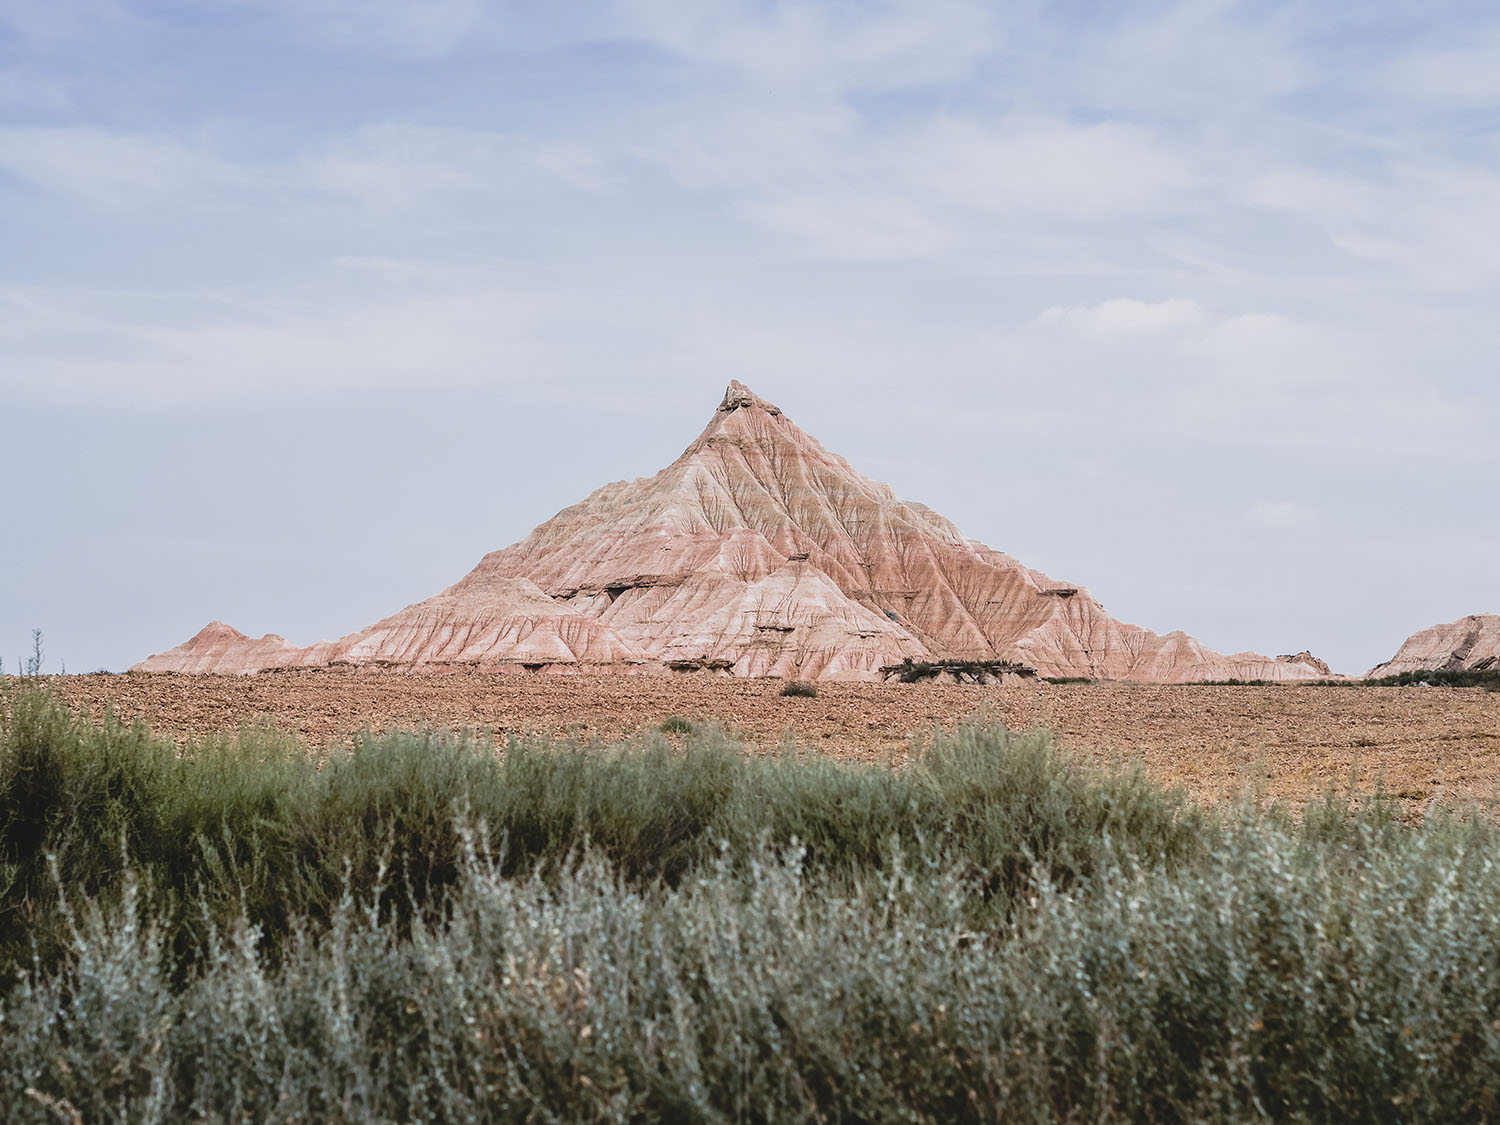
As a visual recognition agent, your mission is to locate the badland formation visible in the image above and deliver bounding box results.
[1368,615,1500,678]
[135,383,1493,682]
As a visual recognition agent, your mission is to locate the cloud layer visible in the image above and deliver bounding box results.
[2,0,1497,673]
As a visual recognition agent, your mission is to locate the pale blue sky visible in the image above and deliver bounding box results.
[2,0,1497,674]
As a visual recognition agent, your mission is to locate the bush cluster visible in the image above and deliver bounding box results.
[0,691,1198,978]
[1208,668,1500,690]
[4,690,1500,1121]
[882,658,1037,684]
[1362,666,1500,689]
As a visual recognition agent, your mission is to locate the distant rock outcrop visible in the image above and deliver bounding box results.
[1276,651,1332,677]
[135,382,1330,682]
[1366,614,1500,678]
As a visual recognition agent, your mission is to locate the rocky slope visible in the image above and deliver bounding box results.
[136,382,1329,682]
[1366,614,1500,678]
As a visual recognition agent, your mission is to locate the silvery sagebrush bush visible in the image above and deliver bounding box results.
[5,690,1500,1121]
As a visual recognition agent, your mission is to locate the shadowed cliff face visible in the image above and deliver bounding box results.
[135,381,1330,682]
[1367,615,1500,678]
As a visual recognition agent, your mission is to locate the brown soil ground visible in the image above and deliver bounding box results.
[41,669,1500,813]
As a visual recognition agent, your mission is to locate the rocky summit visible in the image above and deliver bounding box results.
[136,382,1328,682]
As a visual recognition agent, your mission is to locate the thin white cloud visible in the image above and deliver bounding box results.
[0,0,138,48]
[0,119,614,238]
[303,123,610,216]
[1247,158,1500,289]
[1340,163,1500,288]
[1244,500,1320,530]
[330,256,462,285]
[0,64,75,113]
[1244,169,1372,220]
[628,96,855,191]
[1068,1,1309,116]
[743,190,950,261]
[1037,298,1204,336]
[231,0,488,57]
[0,284,557,405]
[1386,31,1500,106]
[622,0,998,96]
[1017,298,1435,455]
[0,126,243,208]
[1183,312,1333,387]
[638,110,1198,261]
[909,118,1195,221]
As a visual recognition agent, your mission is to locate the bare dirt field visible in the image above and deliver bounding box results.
[39,669,1500,812]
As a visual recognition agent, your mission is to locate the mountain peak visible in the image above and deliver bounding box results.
[718,380,780,416]
[135,383,1333,682]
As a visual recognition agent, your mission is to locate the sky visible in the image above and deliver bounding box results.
[1,0,1497,675]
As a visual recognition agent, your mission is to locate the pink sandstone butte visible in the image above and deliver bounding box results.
[135,382,1337,682]
[1366,614,1500,678]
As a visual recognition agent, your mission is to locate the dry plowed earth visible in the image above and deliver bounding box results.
[46,671,1500,812]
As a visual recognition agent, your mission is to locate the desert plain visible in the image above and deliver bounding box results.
[46,669,1500,813]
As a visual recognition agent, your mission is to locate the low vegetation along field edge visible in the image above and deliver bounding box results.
[4,690,1500,1122]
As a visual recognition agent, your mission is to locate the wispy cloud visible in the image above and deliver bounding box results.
[303,124,612,216]
[622,0,999,96]
[636,109,1198,263]
[0,126,243,208]
[1248,158,1500,288]
[1244,500,1320,531]
[0,0,138,49]
[1386,30,1500,106]
[906,118,1195,222]
[1037,298,1204,336]
[228,0,489,57]
[0,283,557,405]
[742,189,950,261]
[0,64,75,112]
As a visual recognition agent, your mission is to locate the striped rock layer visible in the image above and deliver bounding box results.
[1366,614,1500,678]
[135,382,1330,682]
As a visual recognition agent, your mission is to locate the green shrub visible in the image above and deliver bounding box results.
[1,691,1201,976]
[1303,667,1500,690]
[1372,667,1500,689]
[11,690,1500,1120]
[6,809,1500,1122]
[658,714,694,734]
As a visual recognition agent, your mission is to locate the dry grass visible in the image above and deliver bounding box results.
[46,669,1500,812]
